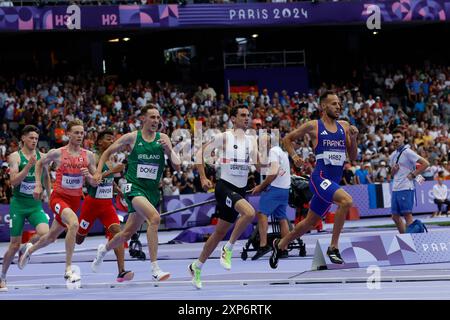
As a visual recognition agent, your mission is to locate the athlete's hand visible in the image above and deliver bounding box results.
[27,155,37,168]
[251,184,265,195]
[111,163,125,174]
[158,138,172,154]
[392,164,400,176]
[81,168,91,178]
[33,184,43,200]
[200,177,213,191]
[93,172,103,184]
[292,154,304,168]
[349,125,359,139]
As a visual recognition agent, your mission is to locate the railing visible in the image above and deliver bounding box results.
[224,50,305,69]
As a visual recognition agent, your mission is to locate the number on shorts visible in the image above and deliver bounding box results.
[320,179,331,190]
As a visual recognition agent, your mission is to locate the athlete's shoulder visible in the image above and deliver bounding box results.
[337,120,350,128]
[8,151,20,163]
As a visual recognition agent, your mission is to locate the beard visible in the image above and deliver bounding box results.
[326,110,338,120]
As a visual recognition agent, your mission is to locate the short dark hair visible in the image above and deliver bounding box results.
[230,105,248,117]
[96,129,114,144]
[392,128,404,136]
[22,125,40,136]
[141,104,158,116]
[319,90,336,105]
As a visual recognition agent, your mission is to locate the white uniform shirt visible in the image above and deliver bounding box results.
[219,131,256,188]
[433,184,448,200]
[267,146,291,189]
[389,145,420,191]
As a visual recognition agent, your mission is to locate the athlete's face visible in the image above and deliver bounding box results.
[323,95,342,120]
[99,134,114,150]
[144,109,161,132]
[392,133,404,148]
[22,132,39,150]
[233,108,250,130]
[69,125,85,146]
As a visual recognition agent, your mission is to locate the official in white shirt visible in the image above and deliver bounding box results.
[432,176,450,217]
[389,128,429,233]
[251,133,291,260]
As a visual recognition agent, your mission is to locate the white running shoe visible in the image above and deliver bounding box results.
[0,278,8,292]
[18,243,33,270]
[64,270,81,283]
[91,244,107,273]
[152,269,170,282]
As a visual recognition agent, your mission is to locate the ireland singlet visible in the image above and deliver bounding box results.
[9,150,48,237]
[13,150,42,199]
[123,131,165,213]
[87,163,114,199]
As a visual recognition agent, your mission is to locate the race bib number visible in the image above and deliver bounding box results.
[61,174,83,189]
[20,181,36,195]
[137,164,158,180]
[323,151,346,166]
[320,179,332,190]
[80,219,90,230]
[229,163,249,176]
[122,183,132,194]
[95,185,113,199]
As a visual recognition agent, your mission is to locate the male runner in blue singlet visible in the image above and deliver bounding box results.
[269,91,359,269]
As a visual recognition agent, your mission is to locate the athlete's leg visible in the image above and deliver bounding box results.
[198,218,233,263]
[257,212,268,247]
[108,224,125,273]
[1,236,22,278]
[130,196,160,263]
[227,199,255,245]
[277,209,321,250]
[105,212,144,251]
[60,208,80,273]
[27,220,65,255]
[330,188,353,249]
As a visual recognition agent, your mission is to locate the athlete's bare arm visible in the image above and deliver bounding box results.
[282,120,317,167]
[196,132,223,191]
[34,149,61,200]
[40,152,52,198]
[8,152,32,187]
[94,132,137,182]
[159,132,181,172]
[82,150,99,187]
[338,120,359,162]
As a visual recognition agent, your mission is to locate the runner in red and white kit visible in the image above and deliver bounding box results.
[18,119,98,283]
[76,129,134,283]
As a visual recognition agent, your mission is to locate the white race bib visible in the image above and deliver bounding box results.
[122,183,132,194]
[229,163,249,176]
[20,181,36,195]
[61,174,83,189]
[137,164,158,180]
[95,185,113,199]
[323,151,346,166]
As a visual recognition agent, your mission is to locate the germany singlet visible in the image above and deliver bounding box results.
[219,131,255,188]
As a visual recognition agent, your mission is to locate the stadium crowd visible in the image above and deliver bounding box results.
[0,63,449,204]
